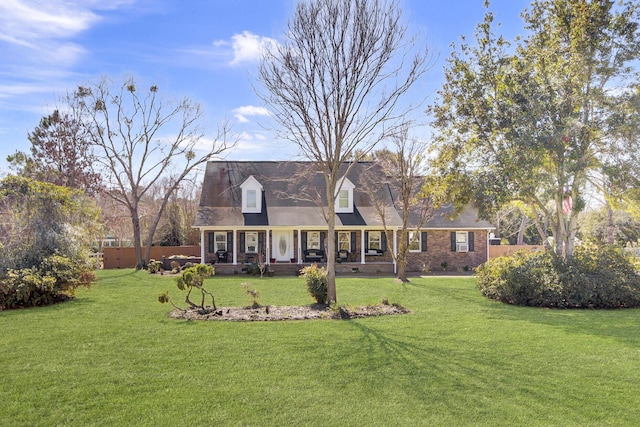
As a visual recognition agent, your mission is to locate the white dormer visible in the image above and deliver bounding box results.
[334,176,355,213]
[241,175,263,213]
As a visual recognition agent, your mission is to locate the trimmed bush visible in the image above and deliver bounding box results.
[0,254,95,310]
[148,259,163,274]
[300,263,328,304]
[244,263,262,276]
[477,245,640,308]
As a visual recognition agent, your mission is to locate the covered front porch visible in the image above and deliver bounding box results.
[211,260,395,276]
[198,227,397,272]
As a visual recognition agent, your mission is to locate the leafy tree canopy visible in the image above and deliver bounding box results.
[428,0,640,258]
[0,175,101,271]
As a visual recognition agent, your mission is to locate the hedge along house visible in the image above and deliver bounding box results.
[193,161,494,275]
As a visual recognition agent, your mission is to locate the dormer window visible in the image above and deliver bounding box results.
[335,177,355,213]
[246,189,257,209]
[241,175,263,213]
[338,189,349,209]
[335,177,354,213]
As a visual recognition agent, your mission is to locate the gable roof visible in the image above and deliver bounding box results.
[194,161,493,230]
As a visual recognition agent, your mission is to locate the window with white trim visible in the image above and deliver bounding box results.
[307,231,320,250]
[246,190,257,209]
[338,231,350,251]
[245,232,258,253]
[368,231,381,250]
[338,190,349,209]
[408,231,421,252]
[214,232,227,251]
[456,231,469,252]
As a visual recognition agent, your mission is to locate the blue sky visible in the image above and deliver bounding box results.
[0,0,531,172]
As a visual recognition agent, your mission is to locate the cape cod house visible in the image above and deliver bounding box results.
[193,161,494,275]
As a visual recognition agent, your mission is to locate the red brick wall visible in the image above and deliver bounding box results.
[404,230,488,272]
[201,229,488,272]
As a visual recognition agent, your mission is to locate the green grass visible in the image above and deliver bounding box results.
[2,270,640,426]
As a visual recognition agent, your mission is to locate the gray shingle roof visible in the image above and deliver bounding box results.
[194,161,493,230]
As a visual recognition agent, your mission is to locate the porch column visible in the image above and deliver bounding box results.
[233,230,238,265]
[393,229,397,274]
[297,229,302,264]
[361,229,366,264]
[486,229,490,264]
[200,229,205,264]
[266,229,271,265]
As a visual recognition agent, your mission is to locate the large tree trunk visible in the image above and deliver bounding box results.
[565,213,579,258]
[554,198,565,257]
[326,210,337,304]
[396,254,409,282]
[131,207,145,270]
[143,193,173,266]
[531,206,549,248]
[606,202,615,245]
[517,215,527,245]
[396,231,409,283]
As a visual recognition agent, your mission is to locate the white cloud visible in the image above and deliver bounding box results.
[216,31,278,66]
[232,105,271,123]
[0,1,98,44]
[0,83,49,99]
[0,0,139,67]
[0,0,139,112]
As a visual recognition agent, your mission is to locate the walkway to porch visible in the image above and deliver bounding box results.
[212,261,395,276]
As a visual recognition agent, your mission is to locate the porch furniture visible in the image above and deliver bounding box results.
[216,250,228,263]
[161,256,201,270]
[303,249,325,263]
[337,250,349,262]
[366,248,383,256]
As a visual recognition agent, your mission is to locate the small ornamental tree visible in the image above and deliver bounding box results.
[158,264,215,310]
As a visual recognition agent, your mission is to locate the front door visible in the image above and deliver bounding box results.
[272,231,292,262]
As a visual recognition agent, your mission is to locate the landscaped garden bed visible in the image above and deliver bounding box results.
[169,302,410,321]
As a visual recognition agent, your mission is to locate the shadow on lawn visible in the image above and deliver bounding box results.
[484,299,640,346]
[340,319,496,406]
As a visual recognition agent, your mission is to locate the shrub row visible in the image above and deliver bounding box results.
[477,245,640,308]
[0,254,95,310]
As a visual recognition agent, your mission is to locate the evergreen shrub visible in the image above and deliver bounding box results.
[477,245,640,308]
[0,254,94,310]
[300,263,328,304]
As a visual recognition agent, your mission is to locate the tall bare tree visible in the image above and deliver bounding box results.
[71,77,234,269]
[258,0,430,303]
[364,128,440,282]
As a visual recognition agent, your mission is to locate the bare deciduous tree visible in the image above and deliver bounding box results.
[364,128,440,282]
[258,0,430,303]
[71,77,234,269]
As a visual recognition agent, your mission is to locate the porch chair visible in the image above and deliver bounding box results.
[216,249,228,263]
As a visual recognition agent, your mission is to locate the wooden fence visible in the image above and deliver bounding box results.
[489,245,545,259]
[102,246,201,269]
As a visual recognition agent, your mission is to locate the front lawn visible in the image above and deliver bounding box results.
[2,270,639,426]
